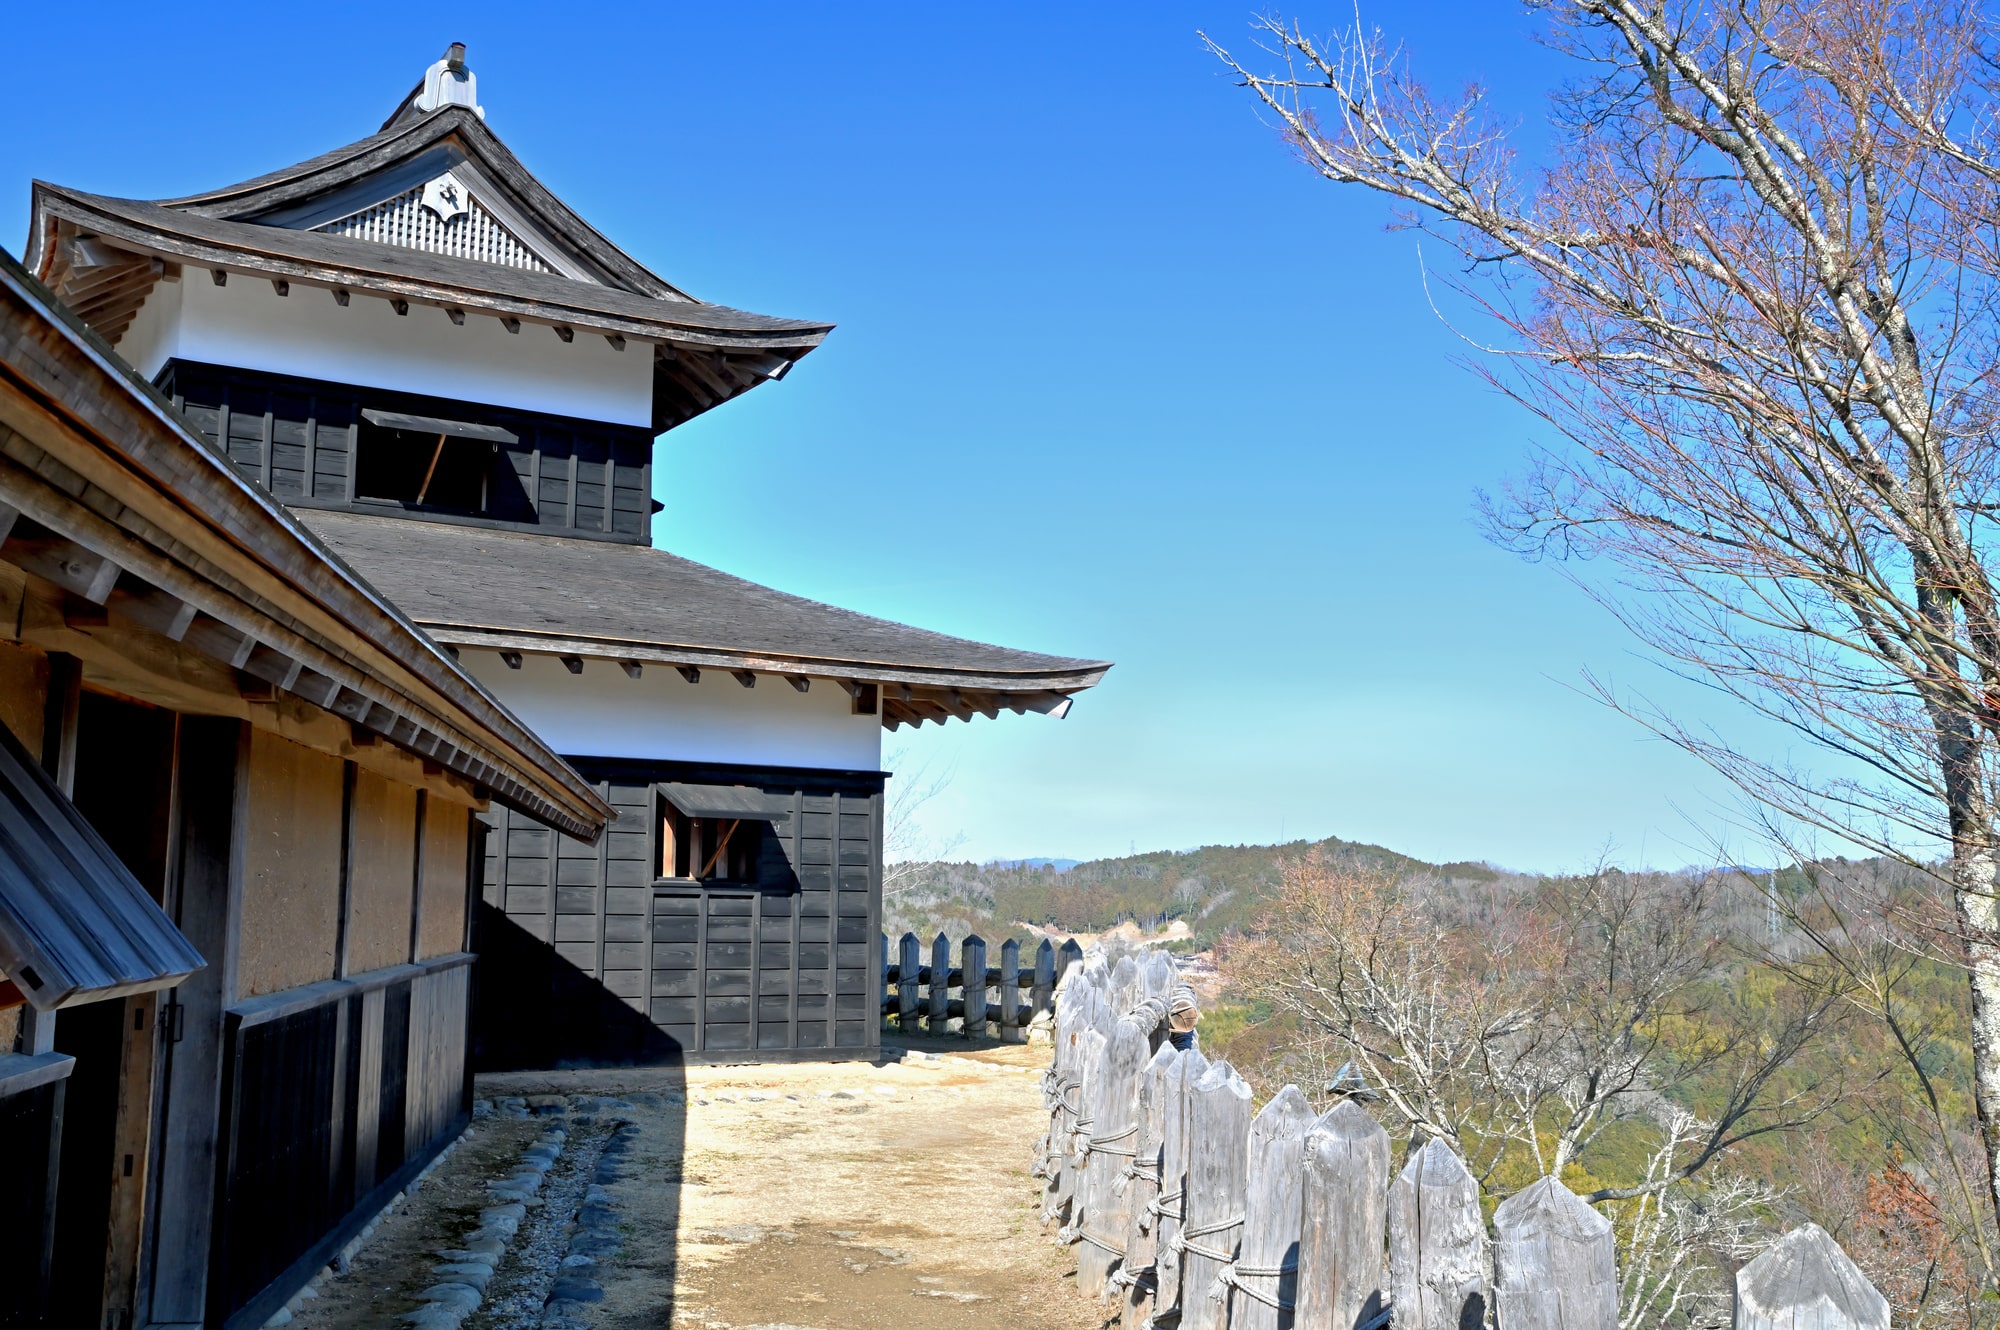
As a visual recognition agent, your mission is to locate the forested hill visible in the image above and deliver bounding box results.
[884,835,1527,947]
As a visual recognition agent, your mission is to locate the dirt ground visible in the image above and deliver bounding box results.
[297,1038,1107,1330]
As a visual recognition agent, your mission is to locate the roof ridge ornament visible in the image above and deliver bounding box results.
[412,42,483,120]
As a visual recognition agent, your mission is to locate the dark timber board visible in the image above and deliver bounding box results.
[473,757,885,1068]
[157,361,654,543]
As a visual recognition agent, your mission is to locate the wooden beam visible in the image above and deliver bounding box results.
[500,651,522,669]
[554,326,574,343]
[786,675,809,693]
[731,669,756,689]
[620,661,642,679]
[210,269,227,286]
[0,528,123,604]
[501,317,520,334]
[446,307,465,326]
[676,665,700,683]
[270,279,289,297]
[560,655,583,675]
[333,289,350,307]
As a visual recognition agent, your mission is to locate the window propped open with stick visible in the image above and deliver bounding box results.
[656,782,791,885]
[355,408,518,515]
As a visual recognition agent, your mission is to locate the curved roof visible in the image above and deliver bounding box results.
[0,247,611,839]
[297,510,1111,731]
[27,104,832,431]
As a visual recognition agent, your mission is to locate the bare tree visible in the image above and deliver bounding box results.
[882,743,966,899]
[1225,854,1841,1323]
[1204,0,2000,1223]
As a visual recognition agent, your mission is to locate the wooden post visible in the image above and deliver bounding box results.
[1494,1176,1617,1330]
[1121,1042,1180,1330]
[963,934,988,1038]
[1109,954,1140,1019]
[898,932,922,1033]
[1296,1099,1391,1330]
[1033,938,1057,1023]
[1180,1060,1253,1330]
[1734,1224,1889,1330]
[1153,1044,1209,1322]
[1058,937,1083,989]
[928,931,950,1035]
[1079,1016,1150,1296]
[1228,1085,1315,1330]
[1000,938,1024,1043]
[1058,1015,1109,1232]
[1388,1139,1486,1330]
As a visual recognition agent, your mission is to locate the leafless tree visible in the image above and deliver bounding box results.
[1225,854,1842,1322]
[882,743,966,899]
[1204,0,2000,1224]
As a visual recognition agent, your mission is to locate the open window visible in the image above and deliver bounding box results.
[354,408,518,515]
[656,782,791,886]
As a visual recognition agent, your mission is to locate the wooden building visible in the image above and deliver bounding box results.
[26,47,1109,1070]
[0,247,608,1328]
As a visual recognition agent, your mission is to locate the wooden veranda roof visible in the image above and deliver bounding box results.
[26,104,833,432]
[297,510,1112,731]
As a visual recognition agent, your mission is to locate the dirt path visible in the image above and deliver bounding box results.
[292,1040,1104,1330]
[491,1041,1103,1330]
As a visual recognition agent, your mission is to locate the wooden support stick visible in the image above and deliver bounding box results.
[415,433,448,505]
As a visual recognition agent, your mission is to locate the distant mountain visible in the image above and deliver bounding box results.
[887,834,1502,949]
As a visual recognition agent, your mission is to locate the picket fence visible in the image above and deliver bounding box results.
[1039,948,1893,1330]
[879,930,1084,1040]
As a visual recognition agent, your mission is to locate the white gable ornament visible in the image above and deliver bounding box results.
[420,172,472,225]
[413,42,484,119]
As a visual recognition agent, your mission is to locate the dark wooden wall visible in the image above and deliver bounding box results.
[475,759,884,1068]
[208,956,471,1330]
[158,360,656,543]
[0,1078,61,1329]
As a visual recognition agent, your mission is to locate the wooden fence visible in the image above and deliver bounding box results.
[879,931,1085,1040]
[1039,948,1893,1330]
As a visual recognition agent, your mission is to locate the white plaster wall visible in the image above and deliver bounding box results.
[462,651,884,772]
[117,274,654,426]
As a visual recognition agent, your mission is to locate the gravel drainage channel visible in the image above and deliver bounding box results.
[462,1095,645,1330]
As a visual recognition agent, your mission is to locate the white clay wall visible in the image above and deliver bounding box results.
[459,650,884,773]
[116,274,653,426]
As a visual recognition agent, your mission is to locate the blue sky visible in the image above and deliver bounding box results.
[1,3,1795,872]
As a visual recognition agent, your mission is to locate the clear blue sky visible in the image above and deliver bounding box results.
[2,3,1796,872]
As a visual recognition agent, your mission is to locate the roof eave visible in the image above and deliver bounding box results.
[422,626,1113,693]
[32,186,833,355]
[0,247,613,839]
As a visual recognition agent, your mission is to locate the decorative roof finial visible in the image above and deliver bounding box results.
[413,43,483,120]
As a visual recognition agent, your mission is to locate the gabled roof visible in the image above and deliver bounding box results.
[28,100,833,432]
[0,244,612,839]
[296,510,1112,731]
